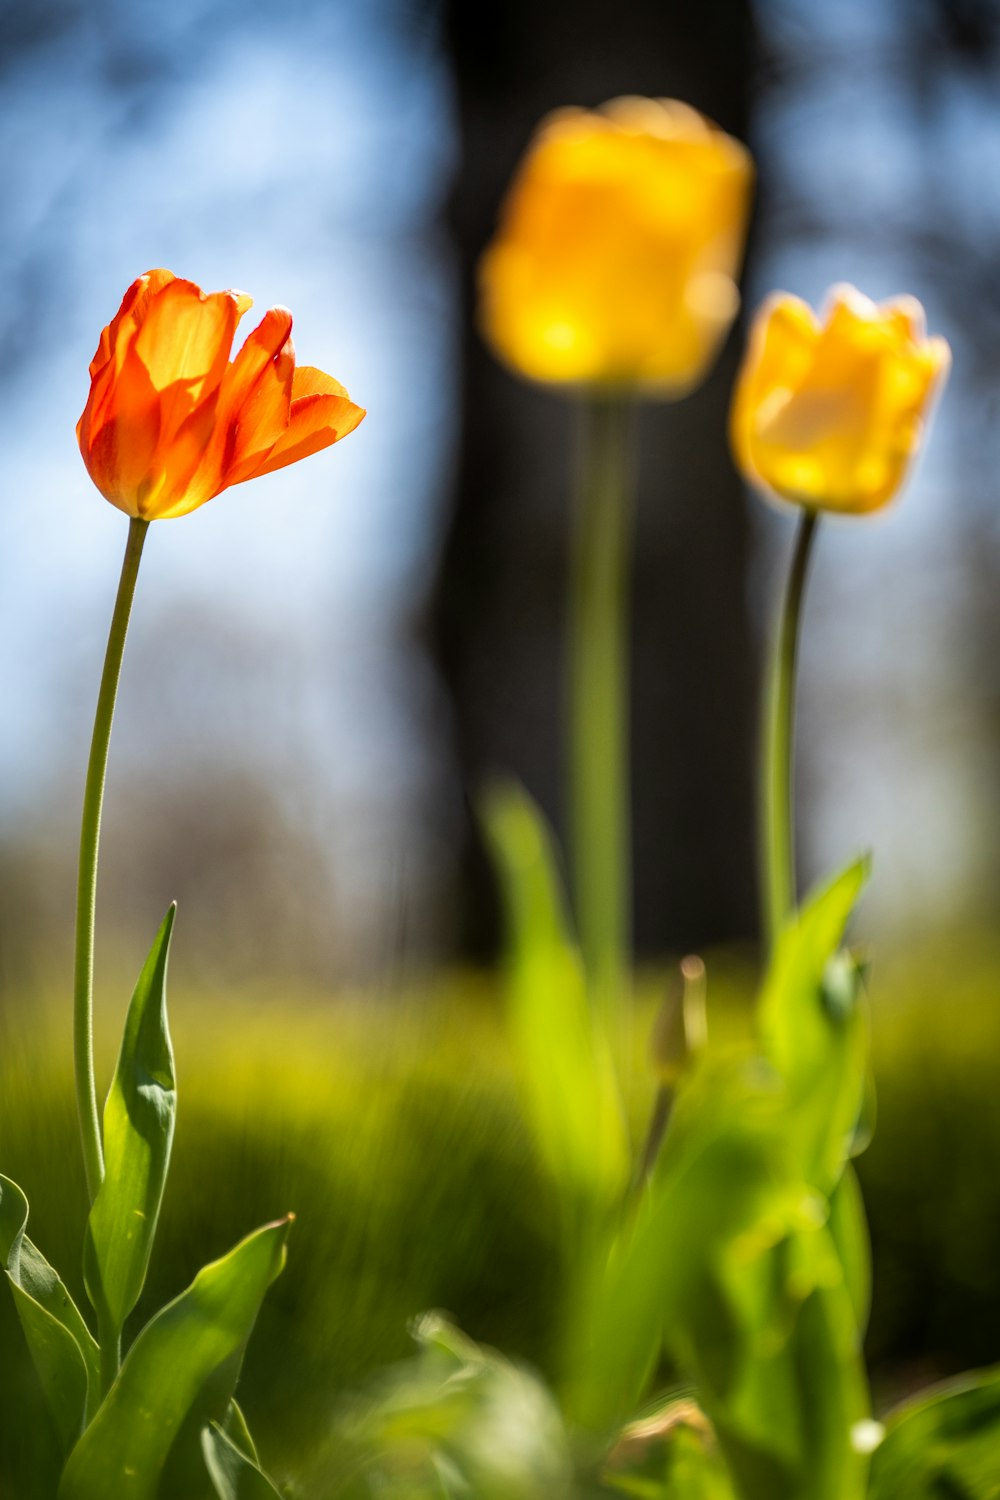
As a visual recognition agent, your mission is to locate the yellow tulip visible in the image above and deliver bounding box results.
[478,96,753,395]
[731,285,950,514]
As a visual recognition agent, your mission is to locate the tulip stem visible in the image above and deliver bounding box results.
[762,507,819,957]
[569,392,635,1035]
[74,516,149,1204]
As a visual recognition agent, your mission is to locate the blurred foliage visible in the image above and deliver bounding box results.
[2,932,1000,1488]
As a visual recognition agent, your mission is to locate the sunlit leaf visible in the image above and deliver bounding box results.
[828,1166,871,1335]
[59,1217,291,1500]
[85,905,177,1344]
[867,1364,1000,1499]
[758,859,871,1195]
[0,1173,99,1451]
[480,782,629,1227]
[568,863,874,1500]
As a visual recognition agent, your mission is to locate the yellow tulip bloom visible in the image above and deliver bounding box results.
[478,97,753,395]
[731,285,950,514]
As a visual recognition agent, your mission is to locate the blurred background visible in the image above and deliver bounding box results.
[3,0,1000,1485]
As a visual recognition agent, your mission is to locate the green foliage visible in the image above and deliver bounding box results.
[202,1421,284,1498]
[564,862,872,1500]
[5,928,1000,1496]
[84,906,177,1348]
[481,782,630,1229]
[306,1312,574,1499]
[0,1174,99,1452]
[59,1218,290,1500]
[757,861,870,1196]
[867,1365,1000,1498]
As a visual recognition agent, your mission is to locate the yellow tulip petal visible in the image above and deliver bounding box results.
[730,284,950,515]
[478,95,753,396]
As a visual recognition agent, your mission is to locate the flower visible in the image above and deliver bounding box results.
[78,270,365,520]
[730,285,950,515]
[478,96,753,395]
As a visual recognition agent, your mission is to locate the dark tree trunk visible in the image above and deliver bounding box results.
[433,0,761,958]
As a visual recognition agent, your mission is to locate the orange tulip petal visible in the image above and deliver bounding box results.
[248,375,365,480]
[289,366,352,400]
[82,342,162,510]
[217,308,296,487]
[79,271,178,458]
[79,271,363,518]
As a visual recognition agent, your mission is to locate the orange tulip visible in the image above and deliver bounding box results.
[78,269,365,521]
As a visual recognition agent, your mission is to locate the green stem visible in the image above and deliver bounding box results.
[761,508,819,957]
[569,393,634,1033]
[74,516,149,1204]
[98,1322,121,1399]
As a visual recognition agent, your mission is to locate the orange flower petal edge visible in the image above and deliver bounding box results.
[78,270,366,520]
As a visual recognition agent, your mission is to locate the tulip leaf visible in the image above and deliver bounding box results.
[85,904,177,1344]
[225,1400,260,1463]
[568,864,874,1500]
[0,1173,99,1449]
[201,1422,284,1498]
[827,1165,871,1336]
[480,781,629,1229]
[758,858,871,1195]
[867,1365,1000,1499]
[59,1217,291,1500]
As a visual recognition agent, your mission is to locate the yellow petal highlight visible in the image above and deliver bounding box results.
[730,285,951,515]
[78,271,365,520]
[478,96,753,396]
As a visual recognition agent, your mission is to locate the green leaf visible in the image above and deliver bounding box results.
[0,1173,99,1450]
[85,905,177,1342]
[867,1365,1000,1499]
[566,1060,810,1437]
[59,1216,291,1500]
[480,782,629,1221]
[224,1400,260,1464]
[569,1039,871,1498]
[202,1422,284,1498]
[758,859,871,1195]
[827,1166,871,1335]
[312,1311,573,1500]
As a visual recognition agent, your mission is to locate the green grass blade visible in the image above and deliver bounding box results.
[0,1173,98,1446]
[84,905,177,1343]
[59,1216,291,1500]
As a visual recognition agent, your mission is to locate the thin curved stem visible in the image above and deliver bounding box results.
[568,393,635,1035]
[98,1325,121,1399]
[74,516,149,1204]
[761,508,819,958]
